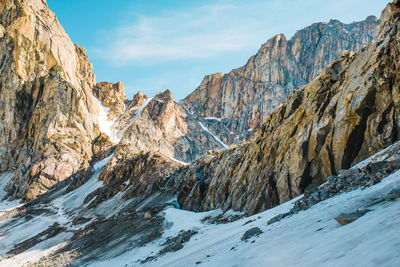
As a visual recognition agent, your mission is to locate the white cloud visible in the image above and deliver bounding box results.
[94,0,387,65]
[96,3,270,64]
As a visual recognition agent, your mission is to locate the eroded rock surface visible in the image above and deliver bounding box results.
[176,4,400,215]
[0,0,100,200]
[182,16,379,142]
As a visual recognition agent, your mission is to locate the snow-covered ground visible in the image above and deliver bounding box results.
[0,156,112,266]
[89,169,400,267]
[0,172,22,216]
[0,144,399,266]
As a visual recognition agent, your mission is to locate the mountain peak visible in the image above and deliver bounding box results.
[182,16,379,143]
[154,89,174,102]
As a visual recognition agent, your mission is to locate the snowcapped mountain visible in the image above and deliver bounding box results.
[0,0,400,266]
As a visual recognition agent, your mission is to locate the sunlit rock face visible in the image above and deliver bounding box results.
[0,0,101,200]
[176,5,399,215]
[0,0,223,201]
[182,16,380,143]
[113,89,226,164]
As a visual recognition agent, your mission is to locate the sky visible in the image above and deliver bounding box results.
[47,0,388,101]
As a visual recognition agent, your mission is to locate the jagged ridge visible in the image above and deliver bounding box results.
[182,16,379,142]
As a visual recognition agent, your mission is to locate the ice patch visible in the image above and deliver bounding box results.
[204,117,222,122]
[199,122,228,149]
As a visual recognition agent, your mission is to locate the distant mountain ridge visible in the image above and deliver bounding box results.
[182,16,380,142]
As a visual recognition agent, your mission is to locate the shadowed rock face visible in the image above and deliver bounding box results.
[182,16,380,143]
[176,3,400,215]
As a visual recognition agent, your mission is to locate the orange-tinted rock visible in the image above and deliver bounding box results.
[182,17,379,143]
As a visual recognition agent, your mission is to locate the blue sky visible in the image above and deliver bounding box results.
[47,0,387,100]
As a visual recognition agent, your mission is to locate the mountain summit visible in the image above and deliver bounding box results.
[182,16,379,142]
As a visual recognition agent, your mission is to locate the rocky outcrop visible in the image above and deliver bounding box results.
[114,89,227,163]
[0,0,224,201]
[93,81,128,120]
[176,3,400,215]
[0,0,102,200]
[182,16,380,142]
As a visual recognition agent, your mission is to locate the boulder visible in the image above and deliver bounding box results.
[334,210,371,226]
[241,227,263,240]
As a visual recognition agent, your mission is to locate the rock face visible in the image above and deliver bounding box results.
[182,16,380,142]
[0,0,224,201]
[0,0,100,200]
[114,89,226,163]
[93,81,128,120]
[176,3,400,215]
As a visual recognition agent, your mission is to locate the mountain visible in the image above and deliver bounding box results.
[176,3,399,214]
[1,0,400,266]
[0,0,100,200]
[0,0,224,201]
[182,16,380,142]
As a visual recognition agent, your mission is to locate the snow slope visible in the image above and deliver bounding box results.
[0,145,399,266]
[89,166,400,267]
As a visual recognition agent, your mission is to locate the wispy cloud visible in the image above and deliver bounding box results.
[94,0,386,66]
[95,3,272,64]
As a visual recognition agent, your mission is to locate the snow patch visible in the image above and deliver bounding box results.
[54,154,113,213]
[1,232,73,267]
[95,98,119,143]
[0,172,22,214]
[199,122,228,149]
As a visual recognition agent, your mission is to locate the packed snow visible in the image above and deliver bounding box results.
[0,172,22,215]
[198,122,229,149]
[88,169,400,267]
[0,155,113,266]
[95,98,119,143]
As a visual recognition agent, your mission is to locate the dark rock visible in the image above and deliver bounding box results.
[160,230,198,254]
[366,161,389,175]
[334,210,371,226]
[304,184,319,195]
[385,188,400,201]
[241,227,263,241]
[339,168,362,177]
[267,213,288,225]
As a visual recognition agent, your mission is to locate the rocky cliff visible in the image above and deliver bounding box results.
[0,0,100,200]
[182,16,380,142]
[176,3,400,215]
[0,0,224,201]
[0,1,399,266]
